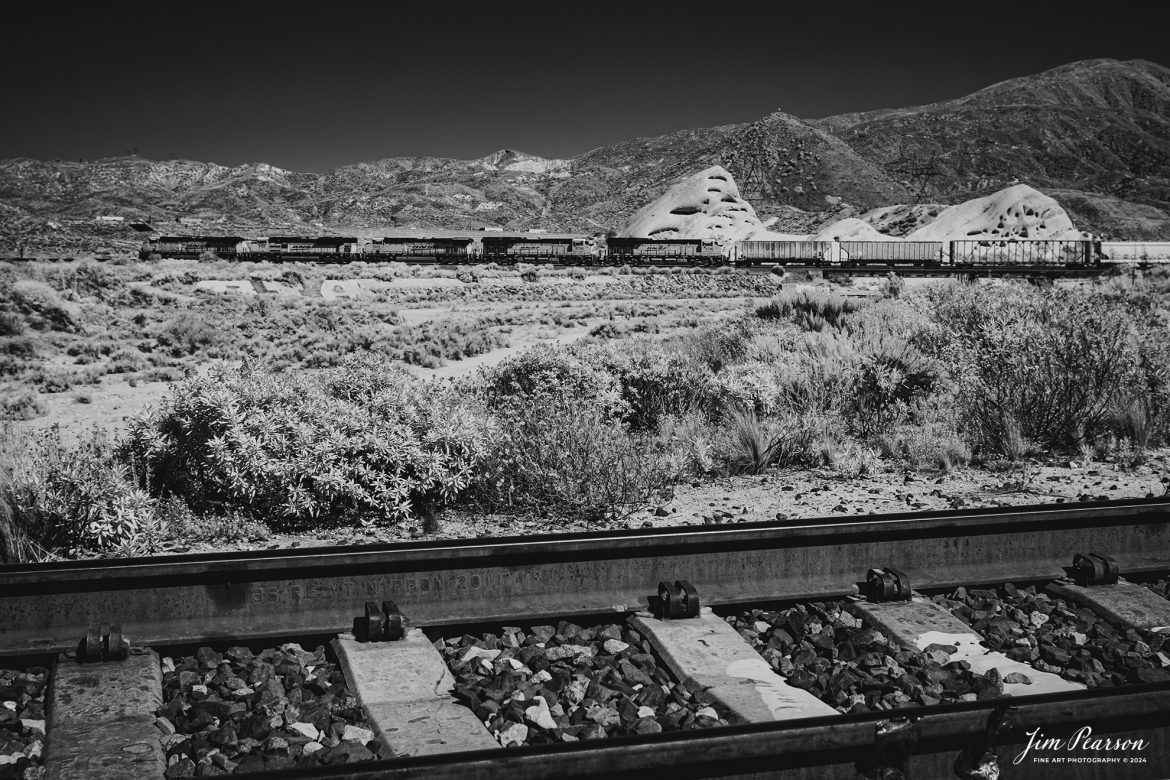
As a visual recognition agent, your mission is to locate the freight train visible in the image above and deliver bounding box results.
[137,234,1170,267]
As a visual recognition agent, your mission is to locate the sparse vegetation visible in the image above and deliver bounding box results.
[5,255,1170,558]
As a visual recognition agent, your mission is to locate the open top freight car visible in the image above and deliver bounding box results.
[606,237,724,264]
[479,236,598,263]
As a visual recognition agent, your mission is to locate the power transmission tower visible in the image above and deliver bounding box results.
[887,143,942,204]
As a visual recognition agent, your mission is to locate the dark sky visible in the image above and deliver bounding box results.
[5,3,1167,173]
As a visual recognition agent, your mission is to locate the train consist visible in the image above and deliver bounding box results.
[138,234,1170,267]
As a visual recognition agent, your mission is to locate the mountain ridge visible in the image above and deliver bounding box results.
[3,57,1169,254]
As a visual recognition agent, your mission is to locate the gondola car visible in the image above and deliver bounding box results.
[606,237,725,265]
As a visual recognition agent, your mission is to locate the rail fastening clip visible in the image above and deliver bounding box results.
[356,600,406,642]
[656,580,700,619]
[1071,552,1120,586]
[78,623,129,663]
[864,567,912,603]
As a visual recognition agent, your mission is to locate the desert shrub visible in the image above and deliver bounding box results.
[0,387,47,421]
[0,336,36,358]
[881,272,904,299]
[820,438,882,478]
[671,323,753,373]
[717,362,788,416]
[716,404,819,474]
[473,394,675,520]
[8,280,82,332]
[575,340,718,430]
[39,261,122,300]
[156,312,220,356]
[1110,336,1170,447]
[845,332,939,438]
[657,409,718,478]
[124,358,486,527]
[927,284,1144,453]
[109,348,149,374]
[477,345,625,416]
[32,365,102,393]
[2,426,153,555]
[879,421,972,472]
[757,289,865,330]
[0,312,24,336]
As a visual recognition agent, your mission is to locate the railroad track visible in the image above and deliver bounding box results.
[3,498,1170,778]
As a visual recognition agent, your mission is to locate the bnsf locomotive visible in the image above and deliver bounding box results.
[139,234,1170,268]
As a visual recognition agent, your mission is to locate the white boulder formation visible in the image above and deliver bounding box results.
[811,217,900,242]
[619,166,762,242]
[907,184,1080,242]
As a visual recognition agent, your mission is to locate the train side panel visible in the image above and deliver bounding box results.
[839,241,943,264]
[948,239,1096,266]
[734,241,830,264]
[1100,241,1170,264]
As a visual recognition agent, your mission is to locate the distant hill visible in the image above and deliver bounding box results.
[2,58,1168,255]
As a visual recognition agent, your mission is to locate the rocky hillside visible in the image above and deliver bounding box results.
[2,58,1168,254]
[813,58,1170,238]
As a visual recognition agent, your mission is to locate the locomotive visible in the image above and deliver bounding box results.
[138,233,1170,268]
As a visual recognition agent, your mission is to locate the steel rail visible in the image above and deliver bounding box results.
[0,498,1167,656]
[218,683,1170,779]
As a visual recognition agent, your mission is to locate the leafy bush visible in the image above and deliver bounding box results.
[2,426,153,555]
[477,345,625,416]
[125,358,486,527]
